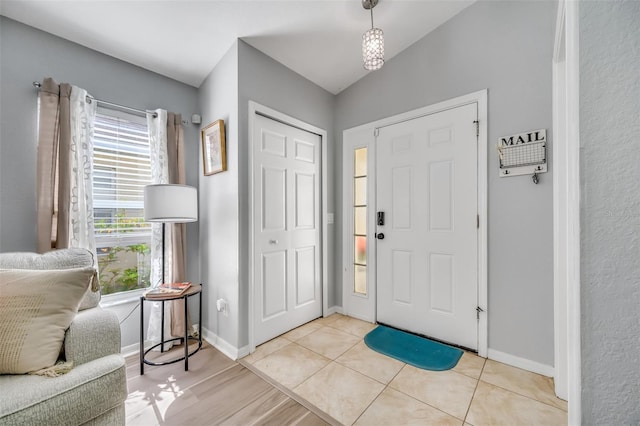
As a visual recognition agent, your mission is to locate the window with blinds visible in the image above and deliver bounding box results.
[93,109,152,295]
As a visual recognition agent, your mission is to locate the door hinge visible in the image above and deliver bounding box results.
[477,214,480,229]
[374,128,379,137]
[476,306,484,320]
[473,120,479,137]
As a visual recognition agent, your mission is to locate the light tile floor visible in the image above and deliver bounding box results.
[243,314,568,426]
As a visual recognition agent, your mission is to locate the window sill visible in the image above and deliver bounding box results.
[100,288,147,308]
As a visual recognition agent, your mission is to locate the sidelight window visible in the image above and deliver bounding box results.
[354,148,367,295]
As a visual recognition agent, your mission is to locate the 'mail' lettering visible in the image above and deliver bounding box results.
[499,129,546,147]
[501,136,514,146]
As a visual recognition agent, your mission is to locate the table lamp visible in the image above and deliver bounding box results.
[144,184,198,284]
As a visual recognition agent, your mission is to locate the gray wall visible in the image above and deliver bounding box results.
[0,17,200,347]
[197,42,240,348]
[334,0,556,365]
[580,1,640,422]
[237,40,336,347]
[196,41,335,350]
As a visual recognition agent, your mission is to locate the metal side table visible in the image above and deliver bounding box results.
[140,284,202,375]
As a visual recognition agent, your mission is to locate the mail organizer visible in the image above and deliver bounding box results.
[497,129,547,184]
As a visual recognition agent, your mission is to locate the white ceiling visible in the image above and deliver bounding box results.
[0,0,474,94]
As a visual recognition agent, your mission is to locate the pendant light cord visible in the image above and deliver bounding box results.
[370,5,374,29]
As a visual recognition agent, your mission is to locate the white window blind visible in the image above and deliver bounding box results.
[93,110,152,247]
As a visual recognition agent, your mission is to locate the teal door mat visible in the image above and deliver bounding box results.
[364,325,463,371]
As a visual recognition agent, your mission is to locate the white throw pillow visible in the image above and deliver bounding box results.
[0,267,95,374]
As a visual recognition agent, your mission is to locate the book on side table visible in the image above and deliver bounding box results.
[144,282,192,299]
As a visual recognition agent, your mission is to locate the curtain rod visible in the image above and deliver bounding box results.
[33,81,157,118]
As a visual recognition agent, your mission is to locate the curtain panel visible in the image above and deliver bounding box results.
[147,109,171,286]
[146,110,191,349]
[166,113,190,338]
[36,77,96,257]
[68,87,97,254]
[167,113,187,284]
[36,78,71,252]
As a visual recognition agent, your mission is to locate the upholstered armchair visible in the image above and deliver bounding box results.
[0,249,127,425]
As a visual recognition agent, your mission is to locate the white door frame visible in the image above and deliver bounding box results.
[248,101,328,353]
[552,0,581,423]
[342,90,488,357]
[552,0,568,402]
[342,128,378,323]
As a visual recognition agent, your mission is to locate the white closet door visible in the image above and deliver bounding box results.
[253,114,322,345]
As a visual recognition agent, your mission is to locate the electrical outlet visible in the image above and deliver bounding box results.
[216,298,228,317]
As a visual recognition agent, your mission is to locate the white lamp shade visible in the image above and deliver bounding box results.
[144,184,198,222]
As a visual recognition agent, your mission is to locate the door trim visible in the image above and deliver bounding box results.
[342,90,488,357]
[552,0,568,402]
[553,0,581,421]
[341,129,378,323]
[248,101,328,353]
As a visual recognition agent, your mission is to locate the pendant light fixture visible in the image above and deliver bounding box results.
[362,0,384,71]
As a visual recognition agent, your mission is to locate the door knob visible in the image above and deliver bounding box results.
[376,233,385,240]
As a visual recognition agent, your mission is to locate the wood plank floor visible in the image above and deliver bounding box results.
[125,342,333,425]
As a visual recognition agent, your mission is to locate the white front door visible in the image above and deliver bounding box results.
[376,103,479,350]
[253,114,322,346]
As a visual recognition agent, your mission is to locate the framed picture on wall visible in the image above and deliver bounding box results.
[201,119,227,175]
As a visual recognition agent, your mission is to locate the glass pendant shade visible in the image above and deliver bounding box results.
[362,27,385,70]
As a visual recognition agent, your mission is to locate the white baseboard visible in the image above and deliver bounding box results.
[488,348,554,377]
[200,326,249,361]
[121,338,192,358]
[344,312,374,323]
[237,345,251,359]
[325,306,343,316]
[120,323,206,359]
[121,342,145,358]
